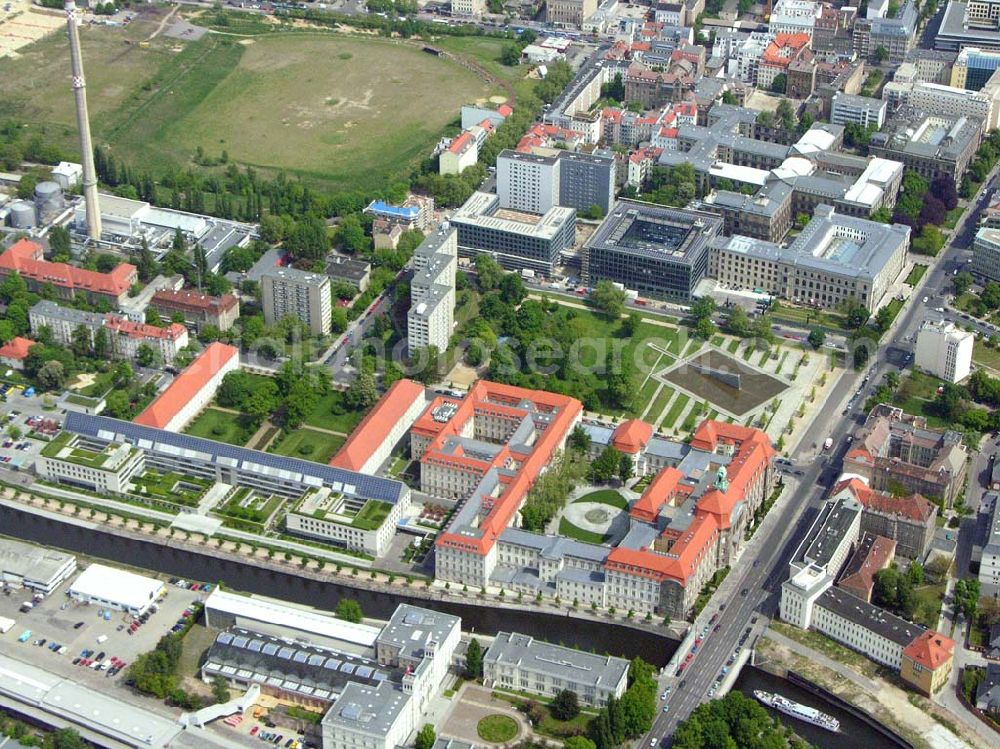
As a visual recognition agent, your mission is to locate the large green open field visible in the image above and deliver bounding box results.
[0,18,498,190]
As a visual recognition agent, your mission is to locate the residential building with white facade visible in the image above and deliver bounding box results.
[261,266,332,336]
[450,0,485,16]
[914,319,974,383]
[29,300,189,365]
[769,0,822,37]
[882,79,1000,130]
[832,93,888,129]
[408,226,458,354]
[497,149,616,216]
[483,632,629,706]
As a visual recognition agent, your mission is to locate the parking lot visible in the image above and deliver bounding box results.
[0,565,205,692]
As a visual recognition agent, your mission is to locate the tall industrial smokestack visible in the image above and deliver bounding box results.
[65,0,101,240]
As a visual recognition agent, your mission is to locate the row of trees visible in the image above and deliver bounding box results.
[873,561,926,621]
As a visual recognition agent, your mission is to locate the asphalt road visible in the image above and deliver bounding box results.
[653,173,999,742]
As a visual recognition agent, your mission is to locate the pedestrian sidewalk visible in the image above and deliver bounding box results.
[762,628,881,694]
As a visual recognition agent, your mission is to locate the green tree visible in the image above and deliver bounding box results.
[591,279,626,318]
[415,724,437,749]
[93,326,110,360]
[335,598,363,623]
[474,254,504,291]
[71,324,92,358]
[725,305,751,337]
[347,369,378,409]
[48,225,71,259]
[550,689,581,720]
[694,316,715,339]
[953,271,974,296]
[569,424,590,453]
[465,637,484,679]
[211,675,230,704]
[808,327,826,349]
[37,359,66,390]
[500,42,521,66]
[136,343,157,367]
[618,452,634,483]
[770,73,787,94]
[591,445,622,483]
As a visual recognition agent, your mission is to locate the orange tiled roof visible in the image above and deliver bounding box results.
[435,381,582,556]
[448,131,474,154]
[134,342,239,429]
[329,379,427,471]
[630,466,684,523]
[834,478,936,523]
[612,419,653,454]
[762,32,811,68]
[497,103,513,117]
[109,318,186,341]
[903,630,955,670]
[0,239,136,298]
[0,336,36,361]
[151,289,238,315]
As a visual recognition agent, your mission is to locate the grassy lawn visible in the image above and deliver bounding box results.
[661,393,690,429]
[944,206,965,229]
[491,691,594,738]
[768,621,881,679]
[351,499,393,531]
[184,407,254,446]
[268,427,346,463]
[711,335,725,347]
[216,488,283,524]
[771,302,848,332]
[477,715,519,743]
[431,35,528,82]
[303,390,369,434]
[645,385,675,422]
[1,25,496,191]
[726,338,740,353]
[912,583,946,630]
[974,340,1000,371]
[573,489,628,509]
[636,376,663,413]
[757,349,770,367]
[558,517,610,544]
[905,265,928,285]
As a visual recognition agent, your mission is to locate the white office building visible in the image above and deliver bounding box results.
[832,93,889,129]
[408,226,458,354]
[769,0,822,37]
[261,267,332,336]
[68,564,165,617]
[915,319,974,383]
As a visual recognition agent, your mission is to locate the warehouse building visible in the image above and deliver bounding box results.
[0,539,76,595]
[68,564,165,617]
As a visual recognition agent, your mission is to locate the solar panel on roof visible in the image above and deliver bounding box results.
[248,640,264,652]
[278,647,295,659]
[62,412,405,503]
[262,643,279,656]
[340,662,356,674]
[355,665,373,678]
[324,659,343,670]
[308,655,325,666]
[292,651,308,663]
[373,672,387,682]
[232,636,249,648]
[217,633,234,645]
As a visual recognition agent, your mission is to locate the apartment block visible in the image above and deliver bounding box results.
[915,319,975,383]
[845,404,968,507]
[979,492,1000,597]
[149,289,240,332]
[547,0,597,27]
[407,226,457,354]
[497,149,616,216]
[29,300,189,365]
[261,267,332,336]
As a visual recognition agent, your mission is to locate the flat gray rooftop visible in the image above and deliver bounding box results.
[484,631,629,690]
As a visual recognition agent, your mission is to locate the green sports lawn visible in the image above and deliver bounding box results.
[0,24,498,190]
